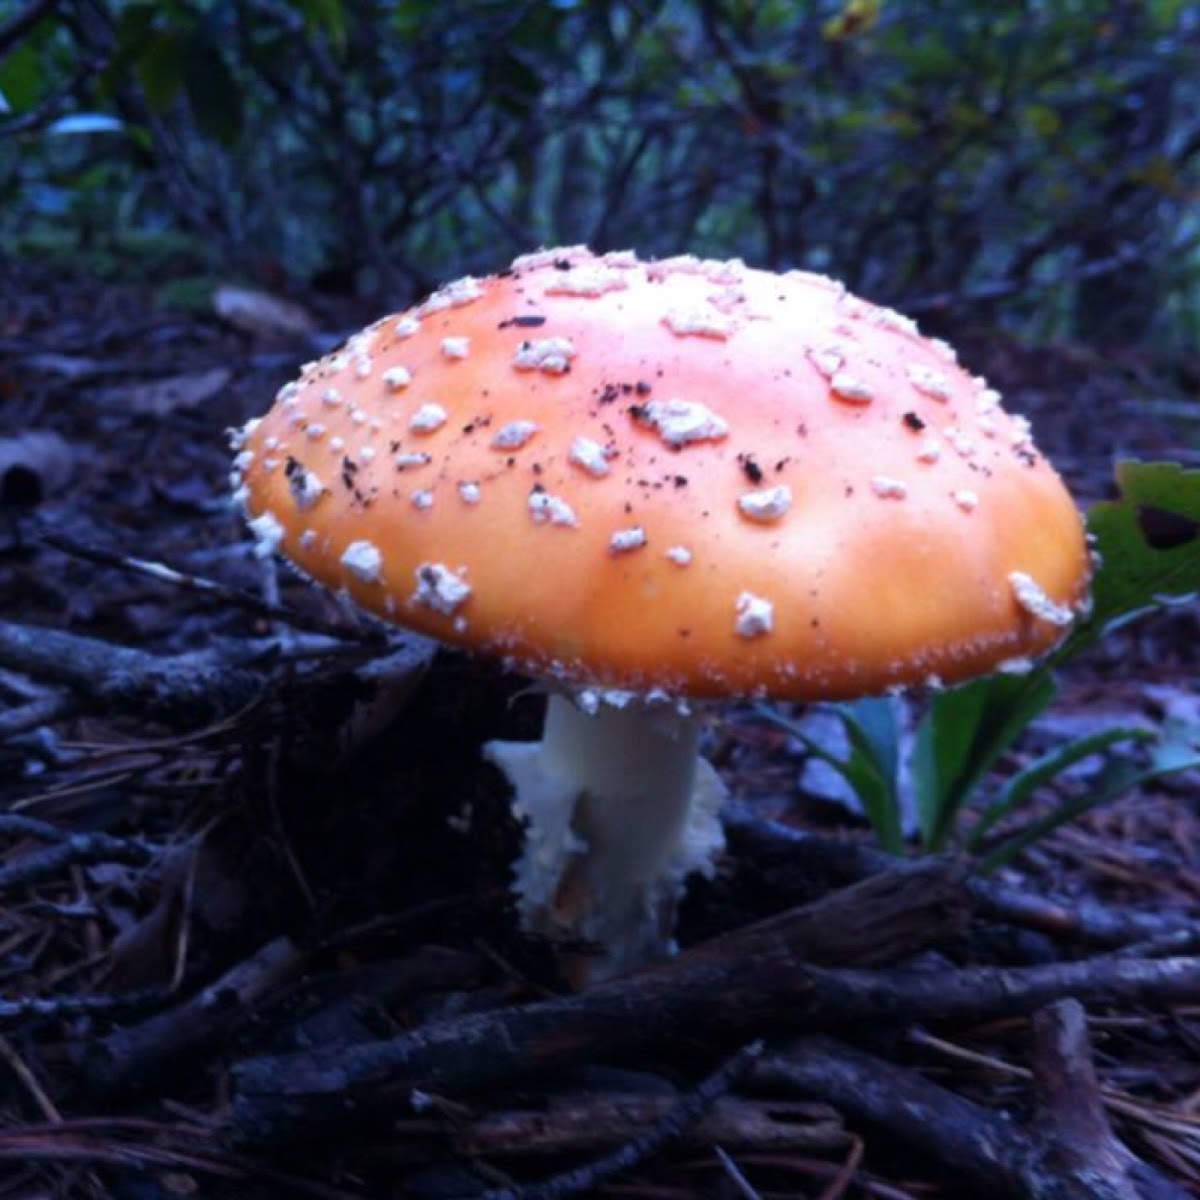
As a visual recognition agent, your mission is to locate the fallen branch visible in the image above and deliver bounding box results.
[726,807,1198,950]
[748,1035,1050,1199]
[0,619,263,726]
[0,828,156,891]
[256,948,489,1065]
[0,812,158,893]
[79,936,310,1096]
[37,526,382,645]
[229,940,1200,1147]
[0,619,428,746]
[0,987,172,1031]
[747,1007,1190,1200]
[228,858,972,1145]
[971,879,1197,950]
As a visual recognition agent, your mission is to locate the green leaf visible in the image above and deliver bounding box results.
[392,0,441,40]
[829,700,905,854]
[1147,0,1191,29]
[1024,103,1062,137]
[1087,460,1200,631]
[838,697,901,792]
[483,51,543,116]
[181,33,243,143]
[114,2,160,56]
[295,0,347,49]
[757,700,906,855]
[136,32,187,112]
[99,3,164,101]
[911,671,1058,851]
[0,42,43,113]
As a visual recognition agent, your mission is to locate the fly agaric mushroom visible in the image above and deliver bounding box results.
[232,247,1091,981]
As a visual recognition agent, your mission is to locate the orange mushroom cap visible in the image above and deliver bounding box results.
[233,247,1091,701]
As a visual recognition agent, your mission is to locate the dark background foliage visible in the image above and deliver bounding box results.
[2,0,1199,356]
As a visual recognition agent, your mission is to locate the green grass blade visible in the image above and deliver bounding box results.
[978,726,1200,873]
[965,726,1156,852]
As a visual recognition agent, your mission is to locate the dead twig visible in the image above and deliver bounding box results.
[0,821,157,892]
[813,1136,865,1200]
[713,1144,766,1200]
[80,936,310,1096]
[37,527,383,645]
[0,986,172,1030]
[726,807,1198,950]
[0,1032,62,1122]
[0,692,78,740]
[0,833,154,890]
[478,1041,765,1200]
[973,878,1199,950]
[441,1094,845,1160]
[904,246,1142,316]
[0,619,263,727]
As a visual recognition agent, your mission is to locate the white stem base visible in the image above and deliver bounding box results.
[484,694,727,982]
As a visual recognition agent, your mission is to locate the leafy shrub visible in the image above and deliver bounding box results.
[0,0,1197,351]
[764,461,1200,869]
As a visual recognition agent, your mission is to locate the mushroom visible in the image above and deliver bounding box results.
[232,247,1091,982]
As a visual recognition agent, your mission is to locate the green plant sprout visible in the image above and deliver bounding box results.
[761,460,1200,871]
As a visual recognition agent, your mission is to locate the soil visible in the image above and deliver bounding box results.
[1,260,1199,1199]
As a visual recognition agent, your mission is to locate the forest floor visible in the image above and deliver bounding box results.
[2,259,1200,1199]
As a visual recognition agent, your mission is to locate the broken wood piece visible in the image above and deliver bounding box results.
[749,1015,1192,1200]
[79,936,309,1096]
[442,1093,846,1159]
[476,1040,764,1200]
[748,1035,1067,1199]
[1032,999,1190,1200]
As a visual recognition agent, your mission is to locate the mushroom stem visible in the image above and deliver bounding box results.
[484,693,727,982]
